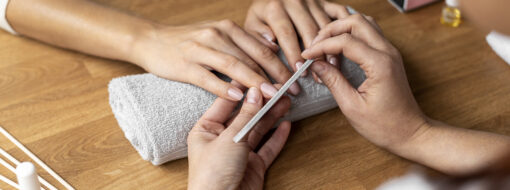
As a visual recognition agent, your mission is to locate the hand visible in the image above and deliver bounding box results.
[245,0,352,82]
[130,20,301,101]
[302,14,427,151]
[187,87,292,190]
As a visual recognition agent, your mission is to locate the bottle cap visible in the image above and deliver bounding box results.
[446,0,459,7]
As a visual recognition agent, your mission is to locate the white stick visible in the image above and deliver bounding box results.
[233,59,315,143]
[16,162,42,190]
[0,174,19,189]
[0,126,74,190]
[0,148,57,190]
[0,157,45,190]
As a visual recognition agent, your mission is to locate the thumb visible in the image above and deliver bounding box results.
[311,61,359,106]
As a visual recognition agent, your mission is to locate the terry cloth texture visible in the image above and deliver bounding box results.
[0,0,17,34]
[486,31,510,65]
[109,50,366,165]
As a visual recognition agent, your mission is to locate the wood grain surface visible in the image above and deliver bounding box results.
[1,0,509,189]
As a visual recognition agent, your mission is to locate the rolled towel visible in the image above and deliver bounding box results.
[109,51,365,165]
[109,50,365,165]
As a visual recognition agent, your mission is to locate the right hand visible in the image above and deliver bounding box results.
[302,14,428,151]
[130,20,300,101]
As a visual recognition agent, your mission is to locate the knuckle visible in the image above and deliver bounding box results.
[221,56,240,70]
[218,19,237,29]
[266,1,283,13]
[257,46,276,59]
[199,27,221,38]
[350,13,365,22]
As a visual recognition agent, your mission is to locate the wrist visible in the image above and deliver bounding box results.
[123,19,162,69]
[385,117,433,156]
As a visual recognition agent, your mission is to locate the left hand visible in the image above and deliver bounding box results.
[245,0,352,82]
[187,87,292,190]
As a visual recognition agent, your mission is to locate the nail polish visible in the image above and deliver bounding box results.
[228,88,244,101]
[246,87,259,104]
[262,33,273,42]
[329,57,338,66]
[288,82,301,95]
[260,83,278,97]
[295,61,307,77]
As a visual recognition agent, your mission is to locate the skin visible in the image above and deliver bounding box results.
[187,87,292,190]
[5,0,302,100]
[244,0,352,82]
[188,1,510,189]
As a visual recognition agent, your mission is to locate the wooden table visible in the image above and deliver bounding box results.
[1,0,509,189]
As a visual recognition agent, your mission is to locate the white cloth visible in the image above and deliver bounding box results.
[487,31,510,65]
[0,0,17,35]
[108,51,366,165]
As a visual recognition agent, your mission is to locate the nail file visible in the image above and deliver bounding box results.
[233,59,315,143]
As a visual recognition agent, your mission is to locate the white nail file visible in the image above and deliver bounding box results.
[233,59,315,143]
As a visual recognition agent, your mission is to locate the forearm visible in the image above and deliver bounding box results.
[6,0,154,63]
[391,118,510,175]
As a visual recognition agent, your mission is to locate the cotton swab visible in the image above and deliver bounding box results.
[16,162,41,190]
[0,174,19,189]
[0,126,74,190]
[0,148,57,190]
[233,59,315,143]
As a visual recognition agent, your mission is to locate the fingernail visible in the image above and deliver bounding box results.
[295,61,307,77]
[318,78,323,83]
[311,36,320,45]
[262,33,274,42]
[311,61,326,74]
[246,87,260,104]
[228,88,244,101]
[260,82,278,97]
[329,57,338,66]
[289,82,301,95]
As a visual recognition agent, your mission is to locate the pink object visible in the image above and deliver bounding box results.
[388,0,440,12]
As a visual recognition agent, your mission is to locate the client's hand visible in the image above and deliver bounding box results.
[131,20,300,101]
[245,0,352,81]
[187,87,292,190]
[302,14,427,151]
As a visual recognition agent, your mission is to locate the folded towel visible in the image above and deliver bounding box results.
[486,31,510,65]
[109,50,366,165]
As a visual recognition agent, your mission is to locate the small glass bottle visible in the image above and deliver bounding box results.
[440,0,462,27]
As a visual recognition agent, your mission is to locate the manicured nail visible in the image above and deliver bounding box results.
[260,82,278,97]
[318,78,323,83]
[262,33,273,42]
[329,57,338,66]
[289,82,301,95]
[295,61,307,77]
[246,87,260,104]
[228,88,244,101]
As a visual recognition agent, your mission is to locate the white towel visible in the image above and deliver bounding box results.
[486,31,510,65]
[108,50,366,165]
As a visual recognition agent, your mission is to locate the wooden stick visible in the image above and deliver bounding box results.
[0,147,57,190]
[0,126,74,190]
[0,173,19,189]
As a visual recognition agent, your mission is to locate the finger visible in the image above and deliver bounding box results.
[311,15,388,51]
[201,97,239,124]
[244,12,279,51]
[262,1,305,75]
[322,1,350,19]
[364,15,383,34]
[185,64,245,101]
[197,25,270,81]
[217,20,301,95]
[191,45,278,98]
[247,96,291,149]
[307,0,331,28]
[257,121,291,170]
[283,0,320,48]
[224,87,263,138]
[302,33,383,73]
[310,61,359,105]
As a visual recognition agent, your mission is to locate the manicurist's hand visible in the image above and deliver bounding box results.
[245,0,352,81]
[131,20,301,100]
[187,87,292,190]
[302,14,510,175]
[302,14,427,151]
